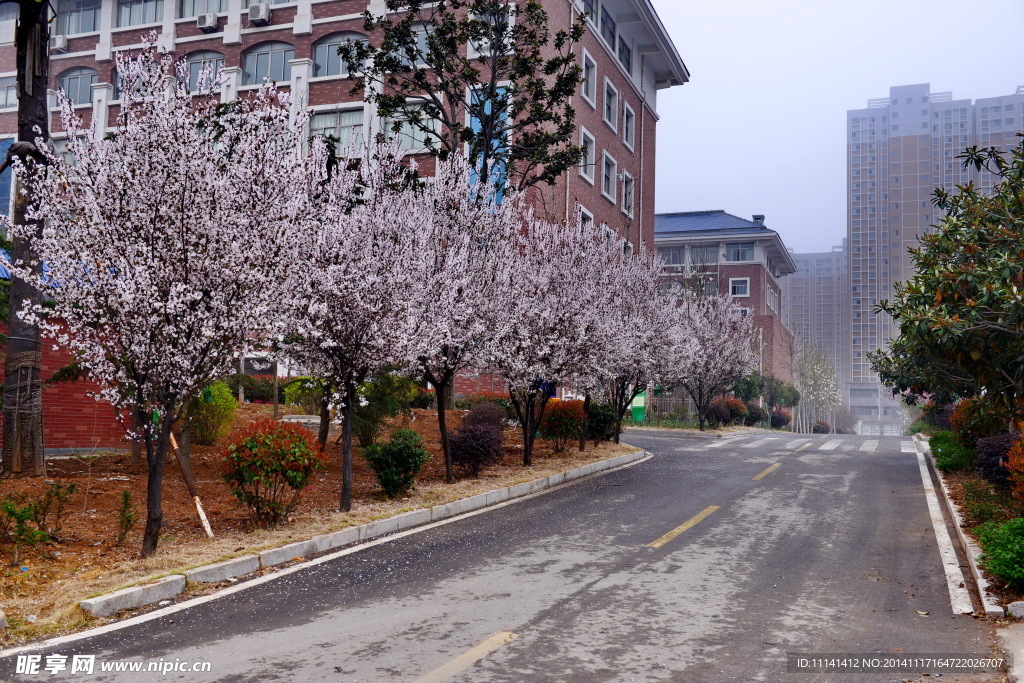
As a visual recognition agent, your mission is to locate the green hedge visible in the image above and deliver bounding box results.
[930,431,976,472]
[977,517,1024,589]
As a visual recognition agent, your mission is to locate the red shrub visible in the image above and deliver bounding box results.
[539,400,586,452]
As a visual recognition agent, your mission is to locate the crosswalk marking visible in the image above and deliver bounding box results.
[743,438,777,449]
[860,440,878,452]
[707,437,743,449]
[785,439,809,449]
[901,440,917,453]
[820,439,843,451]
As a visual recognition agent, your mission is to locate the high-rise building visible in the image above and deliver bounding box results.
[845,83,1024,434]
[780,241,848,389]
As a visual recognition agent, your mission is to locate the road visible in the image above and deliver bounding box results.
[5,431,998,682]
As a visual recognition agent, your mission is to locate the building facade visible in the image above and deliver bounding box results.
[845,83,1024,433]
[654,211,797,383]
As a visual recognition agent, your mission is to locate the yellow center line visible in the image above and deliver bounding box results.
[795,442,812,452]
[646,505,720,549]
[414,631,518,683]
[753,463,781,480]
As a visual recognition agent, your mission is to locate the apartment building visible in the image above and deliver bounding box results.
[780,242,848,390]
[845,83,1024,433]
[654,210,797,383]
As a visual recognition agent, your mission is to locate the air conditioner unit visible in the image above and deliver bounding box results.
[248,3,271,26]
[50,35,68,54]
[197,13,218,32]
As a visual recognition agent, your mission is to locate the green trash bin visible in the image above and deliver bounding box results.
[631,404,646,422]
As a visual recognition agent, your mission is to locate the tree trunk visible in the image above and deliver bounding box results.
[435,377,454,484]
[141,411,174,557]
[317,391,330,449]
[130,412,142,463]
[1,1,49,477]
[578,394,591,452]
[180,421,191,467]
[340,382,355,512]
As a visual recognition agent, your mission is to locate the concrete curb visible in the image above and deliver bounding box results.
[998,624,1024,683]
[913,433,1005,617]
[624,427,763,440]
[77,448,649,619]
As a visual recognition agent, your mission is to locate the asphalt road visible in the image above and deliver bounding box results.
[5,431,998,682]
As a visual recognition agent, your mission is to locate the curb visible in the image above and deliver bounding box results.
[913,433,1005,617]
[997,624,1024,683]
[624,427,764,440]
[76,448,650,619]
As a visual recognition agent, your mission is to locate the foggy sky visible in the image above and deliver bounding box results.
[650,0,1024,253]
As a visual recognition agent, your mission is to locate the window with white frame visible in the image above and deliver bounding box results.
[469,4,513,57]
[690,245,718,265]
[601,152,617,202]
[579,128,595,182]
[243,42,295,85]
[394,25,433,68]
[658,246,683,266]
[179,0,224,17]
[311,109,365,149]
[58,67,97,105]
[384,109,436,151]
[617,36,632,73]
[599,6,615,45]
[56,0,101,35]
[603,79,618,131]
[117,0,162,27]
[184,51,224,91]
[622,102,635,149]
[314,33,368,78]
[579,205,594,227]
[766,287,778,312]
[739,307,751,317]
[621,172,634,217]
[581,50,596,107]
[729,278,750,297]
[0,77,15,109]
[725,241,754,261]
[581,0,596,20]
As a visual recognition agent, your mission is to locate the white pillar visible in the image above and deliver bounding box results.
[292,0,312,35]
[288,57,312,123]
[223,0,243,45]
[91,82,114,135]
[158,0,177,52]
[95,0,115,62]
[220,65,241,103]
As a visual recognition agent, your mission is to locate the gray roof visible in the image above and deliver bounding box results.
[655,210,769,236]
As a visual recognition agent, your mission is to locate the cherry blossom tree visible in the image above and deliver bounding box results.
[2,46,315,556]
[664,291,757,431]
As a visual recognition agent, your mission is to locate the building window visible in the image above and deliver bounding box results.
[384,109,436,151]
[621,172,634,217]
[184,51,224,91]
[617,37,632,73]
[658,247,683,266]
[179,0,224,17]
[579,205,593,227]
[469,4,512,57]
[0,77,15,109]
[603,78,618,131]
[766,287,778,312]
[314,33,368,78]
[599,6,616,45]
[58,67,97,105]
[243,42,295,85]
[117,0,163,27]
[310,109,365,149]
[56,0,101,35]
[601,152,617,202]
[394,25,433,68]
[622,102,635,150]
[725,241,754,262]
[581,50,596,107]
[579,128,595,183]
[729,278,750,297]
[691,245,718,265]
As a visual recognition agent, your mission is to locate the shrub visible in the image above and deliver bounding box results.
[354,370,425,448]
[222,418,326,526]
[225,373,277,403]
[454,392,515,420]
[115,490,138,547]
[744,403,768,427]
[950,397,1007,447]
[450,425,505,477]
[186,381,237,445]
[539,400,587,452]
[921,401,955,431]
[705,402,731,428]
[977,517,1024,589]
[770,409,792,430]
[975,434,1021,487]
[724,397,748,423]
[812,421,831,434]
[283,376,327,415]
[461,402,507,430]
[1008,439,1024,502]
[363,429,431,498]
[0,494,50,564]
[929,431,976,472]
[586,402,618,444]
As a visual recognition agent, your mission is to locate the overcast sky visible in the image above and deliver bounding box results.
[650,0,1024,253]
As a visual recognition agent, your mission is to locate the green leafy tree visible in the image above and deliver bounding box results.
[874,137,1024,427]
[340,0,585,192]
[731,372,764,403]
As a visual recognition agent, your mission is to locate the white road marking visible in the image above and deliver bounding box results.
[743,438,777,448]
[915,452,975,615]
[860,440,878,452]
[785,439,809,449]
[707,437,744,449]
[901,440,917,453]
[820,439,843,451]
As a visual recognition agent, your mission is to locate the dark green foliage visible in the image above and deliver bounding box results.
[454,393,515,420]
[732,373,764,403]
[743,403,768,427]
[770,409,792,430]
[0,482,77,562]
[115,491,138,547]
[585,402,618,444]
[226,373,277,403]
[705,402,731,428]
[922,403,955,431]
[977,517,1024,589]
[539,400,586,452]
[222,418,326,526]
[461,402,507,430]
[450,425,505,477]
[354,371,426,448]
[763,376,800,409]
[812,421,831,434]
[974,434,1021,486]
[930,431,976,472]
[186,381,237,446]
[283,376,328,415]
[363,429,431,497]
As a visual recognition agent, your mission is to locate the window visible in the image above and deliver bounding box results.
[603,79,618,131]
[0,138,12,217]
[766,287,778,312]
[599,6,615,45]
[396,25,433,68]
[56,0,101,35]
[621,172,634,217]
[579,205,593,227]
[601,152,617,202]
[622,102,635,149]
[179,0,224,17]
[658,247,683,266]
[617,37,632,73]
[469,4,512,57]
[384,109,436,151]
[582,0,596,19]
[580,50,596,107]
[310,109,365,149]
[58,67,97,105]
[578,128,595,183]
[725,241,754,262]
[729,278,749,297]
[690,245,718,265]
[184,51,224,91]
[0,77,15,109]
[243,42,295,85]
[117,0,162,27]
[314,33,367,78]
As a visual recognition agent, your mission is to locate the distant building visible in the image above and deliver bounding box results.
[654,211,797,383]
[845,83,1024,433]
[780,242,848,389]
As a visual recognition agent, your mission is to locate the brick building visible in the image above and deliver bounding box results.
[654,211,797,383]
